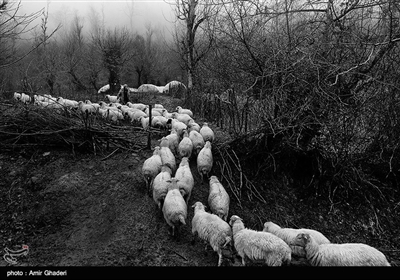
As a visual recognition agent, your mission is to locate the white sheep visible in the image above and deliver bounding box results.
[208,176,230,222]
[128,110,147,123]
[176,106,193,117]
[197,141,213,182]
[159,137,177,173]
[106,94,121,103]
[263,221,330,258]
[159,130,176,157]
[154,103,164,109]
[152,165,173,211]
[172,112,193,126]
[162,177,187,237]
[145,107,162,117]
[171,119,187,138]
[107,108,124,122]
[162,109,174,120]
[189,130,205,155]
[57,97,79,108]
[151,115,168,130]
[191,201,232,266]
[139,116,150,129]
[13,92,21,101]
[142,146,163,196]
[187,119,201,133]
[84,100,100,110]
[229,215,291,266]
[200,122,215,143]
[127,102,147,111]
[18,93,31,104]
[292,233,391,266]
[178,130,193,159]
[174,157,194,205]
[78,101,97,115]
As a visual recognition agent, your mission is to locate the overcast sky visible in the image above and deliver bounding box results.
[19,0,177,39]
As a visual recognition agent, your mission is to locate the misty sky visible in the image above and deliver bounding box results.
[19,0,177,39]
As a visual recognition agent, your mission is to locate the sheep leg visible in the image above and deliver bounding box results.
[217,249,223,267]
[241,257,246,266]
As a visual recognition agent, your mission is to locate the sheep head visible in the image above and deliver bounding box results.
[229,215,243,226]
[263,221,279,232]
[292,233,310,247]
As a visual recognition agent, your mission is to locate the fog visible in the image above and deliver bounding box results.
[19,0,177,40]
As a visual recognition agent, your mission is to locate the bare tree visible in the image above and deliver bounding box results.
[173,0,220,104]
[0,0,60,91]
[61,13,87,92]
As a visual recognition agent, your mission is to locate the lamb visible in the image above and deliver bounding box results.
[200,122,215,143]
[141,146,163,196]
[292,233,391,266]
[229,215,291,266]
[162,177,187,238]
[189,130,205,155]
[208,176,230,221]
[174,157,194,205]
[197,141,213,182]
[191,201,232,266]
[159,137,177,173]
[178,130,193,159]
[105,94,120,103]
[176,106,193,117]
[152,165,173,211]
[263,221,330,258]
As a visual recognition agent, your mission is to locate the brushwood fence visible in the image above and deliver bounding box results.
[189,89,276,137]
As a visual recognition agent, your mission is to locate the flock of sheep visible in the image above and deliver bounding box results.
[12,91,392,266]
[139,100,392,267]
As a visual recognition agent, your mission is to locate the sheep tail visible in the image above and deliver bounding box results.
[222,236,232,248]
[179,215,186,226]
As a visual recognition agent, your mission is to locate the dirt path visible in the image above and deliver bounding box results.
[0,94,235,267]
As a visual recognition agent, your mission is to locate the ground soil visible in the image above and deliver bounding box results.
[0,93,399,271]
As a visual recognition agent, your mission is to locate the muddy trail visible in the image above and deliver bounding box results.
[1,94,399,274]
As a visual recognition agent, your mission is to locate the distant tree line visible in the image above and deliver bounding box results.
[0,0,184,97]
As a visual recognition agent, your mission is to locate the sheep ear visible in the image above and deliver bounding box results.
[166,179,172,183]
